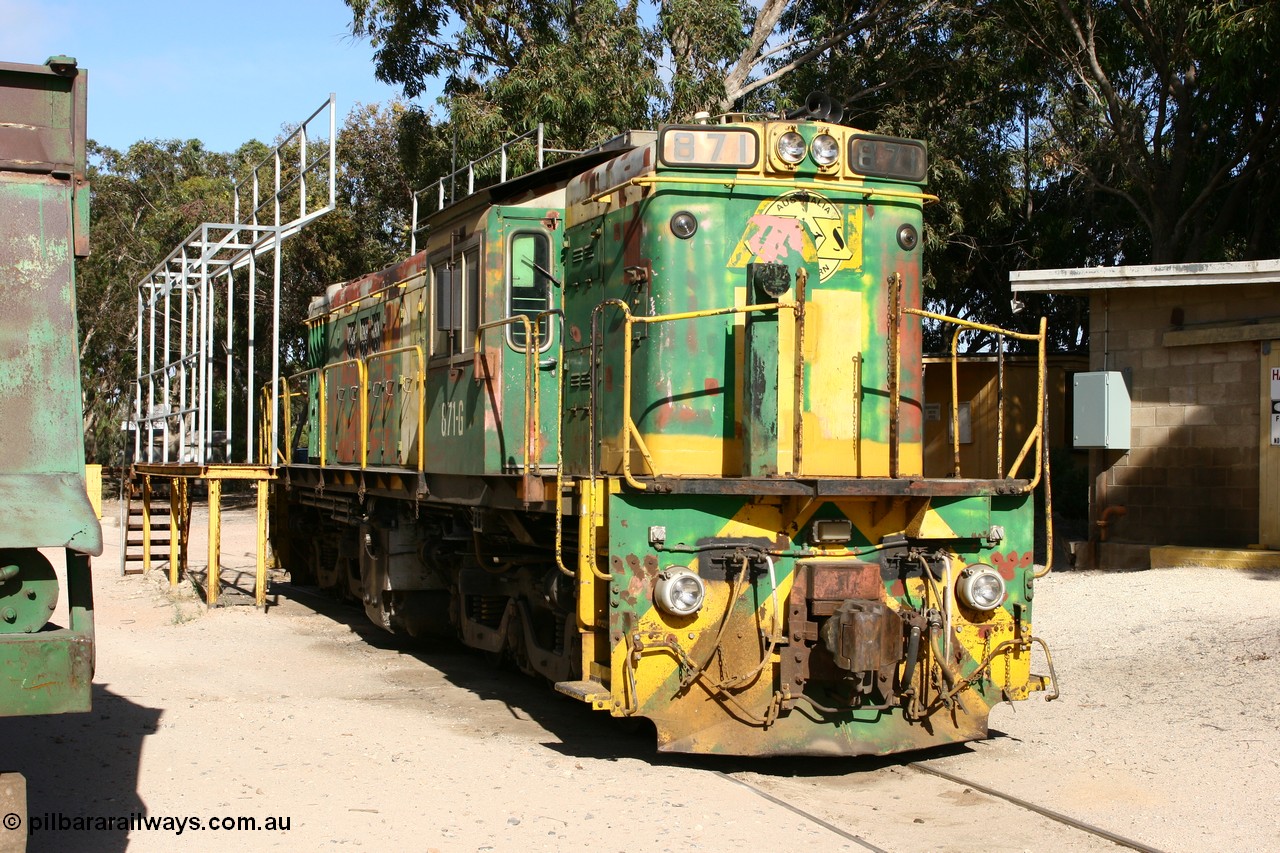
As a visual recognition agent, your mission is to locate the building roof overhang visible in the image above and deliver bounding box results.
[1010,259,1280,293]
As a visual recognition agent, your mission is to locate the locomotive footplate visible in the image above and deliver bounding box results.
[781,561,910,711]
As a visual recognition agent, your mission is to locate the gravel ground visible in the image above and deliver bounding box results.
[963,566,1280,851]
[0,504,1276,852]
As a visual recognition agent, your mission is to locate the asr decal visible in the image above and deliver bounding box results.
[728,190,861,282]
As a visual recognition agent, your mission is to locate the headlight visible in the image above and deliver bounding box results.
[776,131,806,164]
[811,133,839,166]
[669,211,698,239]
[956,565,1006,611]
[654,568,705,617]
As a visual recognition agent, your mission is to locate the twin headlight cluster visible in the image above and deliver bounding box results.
[651,562,1007,618]
[777,130,840,167]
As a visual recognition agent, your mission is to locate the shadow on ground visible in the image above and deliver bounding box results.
[269,580,982,782]
[0,685,159,853]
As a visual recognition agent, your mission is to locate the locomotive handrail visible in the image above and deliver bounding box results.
[320,358,368,468]
[535,309,576,579]
[292,368,322,465]
[903,308,1048,491]
[411,125,562,253]
[475,315,540,483]
[272,350,426,471]
[263,368,324,466]
[364,345,427,471]
[594,298,797,491]
[259,379,290,466]
[587,174,939,205]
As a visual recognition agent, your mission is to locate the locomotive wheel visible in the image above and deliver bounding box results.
[391,591,452,640]
[503,606,535,677]
[287,536,317,586]
[0,549,58,634]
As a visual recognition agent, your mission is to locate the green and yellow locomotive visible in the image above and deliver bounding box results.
[271,103,1056,756]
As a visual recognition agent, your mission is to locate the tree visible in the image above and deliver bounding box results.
[349,0,659,154]
[762,1,1076,350]
[347,1,927,147]
[997,0,1280,264]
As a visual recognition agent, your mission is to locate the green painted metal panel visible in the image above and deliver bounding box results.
[0,631,93,716]
[742,307,779,475]
[492,208,562,473]
[0,145,99,554]
[0,58,87,176]
[929,496,993,540]
[0,59,97,719]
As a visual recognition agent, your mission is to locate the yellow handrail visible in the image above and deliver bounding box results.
[321,357,368,467]
[268,367,324,466]
[364,345,427,470]
[590,174,939,205]
[474,315,539,477]
[595,298,796,490]
[531,309,574,578]
[904,307,1048,492]
[260,374,300,465]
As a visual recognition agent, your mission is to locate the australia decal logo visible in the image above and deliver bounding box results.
[728,190,861,282]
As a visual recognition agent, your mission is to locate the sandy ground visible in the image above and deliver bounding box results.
[0,502,1276,852]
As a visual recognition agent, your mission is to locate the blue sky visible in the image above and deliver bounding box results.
[5,0,438,152]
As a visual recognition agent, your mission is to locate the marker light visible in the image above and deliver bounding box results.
[670,211,698,239]
[897,223,919,251]
[776,131,806,164]
[654,568,706,617]
[811,518,853,545]
[811,133,839,166]
[956,565,1007,611]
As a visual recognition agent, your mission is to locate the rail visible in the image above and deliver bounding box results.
[134,94,336,468]
[587,173,940,206]
[260,367,324,466]
[410,125,582,253]
[320,357,368,468]
[474,315,540,481]
[366,345,427,470]
[902,308,1048,491]
[267,313,569,569]
[262,326,546,479]
[592,298,797,490]
[259,379,288,465]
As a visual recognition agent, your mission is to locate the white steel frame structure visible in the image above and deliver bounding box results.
[133,95,337,467]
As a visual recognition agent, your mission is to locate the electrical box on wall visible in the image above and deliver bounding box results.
[1073,371,1131,449]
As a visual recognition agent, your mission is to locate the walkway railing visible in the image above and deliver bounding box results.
[590,298,797,490]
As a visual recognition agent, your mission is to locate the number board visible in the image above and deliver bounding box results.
[659,127,759,169]
[848,135,928,182]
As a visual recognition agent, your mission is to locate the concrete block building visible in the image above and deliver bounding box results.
[1011,260,1280,568]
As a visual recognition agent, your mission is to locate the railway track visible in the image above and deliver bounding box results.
[717,762,1169,853]
[715,771,889,852]
[906,762,1167,853]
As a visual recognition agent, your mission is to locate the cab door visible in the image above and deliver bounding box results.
[494,211,562,473]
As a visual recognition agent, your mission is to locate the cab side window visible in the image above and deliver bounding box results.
[432,245,481,357]
[508,232,551,350]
